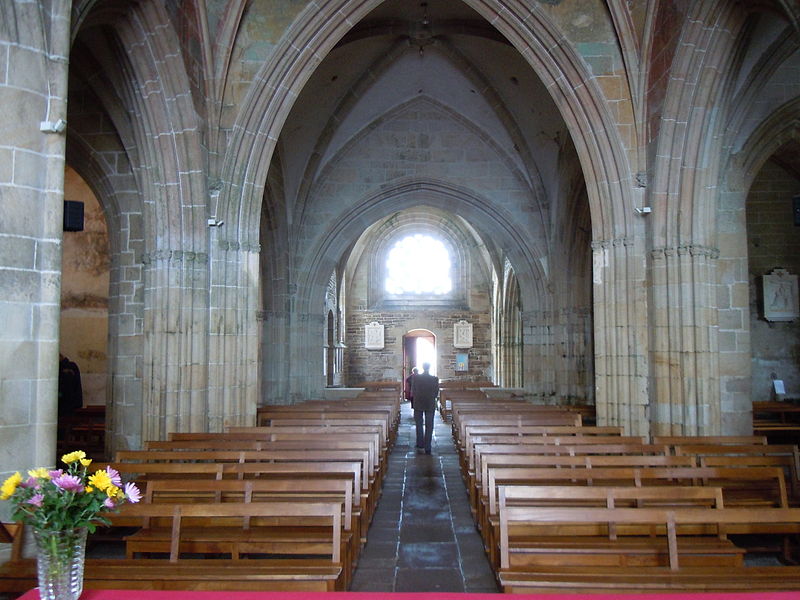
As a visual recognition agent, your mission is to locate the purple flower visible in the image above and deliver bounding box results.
[103,497,116,509]
[27,494,44,507]
[52,473,83,493]
[22,477,38,489]
[124,482,142,503]
[48,469,63,479]
[106,466,122,487]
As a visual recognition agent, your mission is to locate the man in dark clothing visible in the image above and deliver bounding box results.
[411,362,439,454]
[58,354,83,418]
[404,367,418,408]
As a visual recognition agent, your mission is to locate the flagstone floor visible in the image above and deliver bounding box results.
[349,402,499,593]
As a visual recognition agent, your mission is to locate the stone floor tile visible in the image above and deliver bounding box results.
[395,567,466,592]
[349,401,497,592]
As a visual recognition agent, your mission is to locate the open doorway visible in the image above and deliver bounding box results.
[59,165,110,460]
[403,329,437,384]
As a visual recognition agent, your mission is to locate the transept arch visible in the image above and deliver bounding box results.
[226,0,644,425]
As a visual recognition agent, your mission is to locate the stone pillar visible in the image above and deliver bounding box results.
[0,0,71,509]
[649,245,721,436]
[288,311,326,403]
[208,243,259,424]
[141,250,211,440]
[106,209,145,451]
[592,237,650,437]
[521,310,556,402]
[716,188,752,434]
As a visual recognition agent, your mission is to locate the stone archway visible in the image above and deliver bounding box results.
[217,0,644,431]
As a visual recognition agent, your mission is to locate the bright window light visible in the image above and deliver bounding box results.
[385,234,451,295]
[416,337,437,375]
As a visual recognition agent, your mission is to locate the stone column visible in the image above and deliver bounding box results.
[521,310,556,402]
[288,311,327,403]
[716,187,752,434]
[592,237,650,437]
[208,243,259,424]
[141,249,211,440]
[649,245,721,436]
[0,0,71,501]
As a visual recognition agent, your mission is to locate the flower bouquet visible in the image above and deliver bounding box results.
[1,450,141,600]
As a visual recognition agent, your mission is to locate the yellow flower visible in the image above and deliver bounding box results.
[62,450,86,464]
[88,469,112,491]
[80,458,92,467]
[106,485,122,499]
[85,486,94,493]
[1,472,22,500]
[28,468,50,480]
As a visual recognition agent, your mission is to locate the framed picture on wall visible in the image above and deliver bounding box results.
[455,353,469,371]
[454,320,472,348]
[762,269,799,322]
[365,321,384,349]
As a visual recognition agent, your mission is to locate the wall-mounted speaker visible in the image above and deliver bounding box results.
[793,195,800,227]
[63,200,84,232]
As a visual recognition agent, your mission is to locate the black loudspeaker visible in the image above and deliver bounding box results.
[63,201,84,232]
[794,195,800,227]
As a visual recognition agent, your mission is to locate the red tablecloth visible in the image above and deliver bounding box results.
[15,591,800,600]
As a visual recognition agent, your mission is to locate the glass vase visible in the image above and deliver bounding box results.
[32,527,88,600]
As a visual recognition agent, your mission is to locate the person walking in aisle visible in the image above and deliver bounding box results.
[404,367,418,409]
[411,362,439,454]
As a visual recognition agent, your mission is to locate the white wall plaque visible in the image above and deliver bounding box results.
[763,269,799,322]
[365,321,384,349]
[453,320,473,348]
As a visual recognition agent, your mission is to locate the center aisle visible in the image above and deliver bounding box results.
[350,401,499,593]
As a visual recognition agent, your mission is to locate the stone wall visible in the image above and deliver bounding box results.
[346,309,493,384]
[747,161,800,399]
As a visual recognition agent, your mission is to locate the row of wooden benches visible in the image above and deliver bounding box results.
[445,392,800,593]
[0,390,402,594]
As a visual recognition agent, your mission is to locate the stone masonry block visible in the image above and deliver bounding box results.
[718,308,743,330]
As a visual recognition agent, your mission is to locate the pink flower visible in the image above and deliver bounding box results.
[103,497,116,509]
[105,466,122,487]
[22,477,39,489]
[52,473,83,493]
[48,469,63,479]
[124,482,142,503]
[27,494,44,507]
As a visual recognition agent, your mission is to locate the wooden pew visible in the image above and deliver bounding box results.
[701,454,800,501]
[493,486,733,571]
[463,434,648,484]
[206,425,386,463]
[99,460,366,537]
[0,503,346,594]
[243,417,391,451]
[438,387,489,420]
[133,480,357,586]
[451,403,581,434]
[485,466,791,528]
[115,449,373,499]
[474,454,697,533]
[453,413,583,447]
[141,477,359,577]
[672,443,800,501]
[497,506,800,593]
[477,484,725,569]
[653,435,768,447]
[147,437,380,481]
[459,425,625,474]
[256,410,392,444]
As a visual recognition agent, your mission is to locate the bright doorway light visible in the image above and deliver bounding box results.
[385,234,451,295]
[416,337,437,376]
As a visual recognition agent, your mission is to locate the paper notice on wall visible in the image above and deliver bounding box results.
[774,380,786,395]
